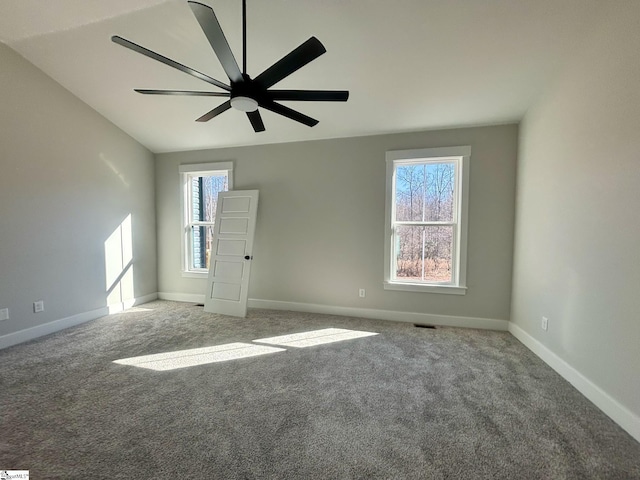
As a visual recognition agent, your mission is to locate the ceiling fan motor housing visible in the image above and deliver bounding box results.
[230,73,260,112]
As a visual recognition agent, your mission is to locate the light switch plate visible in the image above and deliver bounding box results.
[0,308,9,321]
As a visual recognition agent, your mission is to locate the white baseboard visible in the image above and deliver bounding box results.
[158,292,206,304]
[249,299,508,330]
[509,323,640,443]
[0,293,158,350]
[0,306,108,350]
[156,293,507,330]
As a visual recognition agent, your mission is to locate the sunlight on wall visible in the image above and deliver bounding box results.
[105,214,135,313]
[114,343,286,371]
[253,328,379,348]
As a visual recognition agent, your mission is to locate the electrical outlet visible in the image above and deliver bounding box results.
[34,301,44,313]
[358,288,366,298]
[541,316,548,331]
[0,308,8,321]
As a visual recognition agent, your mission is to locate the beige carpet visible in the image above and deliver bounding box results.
[1,300,639,479]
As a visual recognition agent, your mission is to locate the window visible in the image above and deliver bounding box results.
[384,147,470,294]
[180,162,233,276]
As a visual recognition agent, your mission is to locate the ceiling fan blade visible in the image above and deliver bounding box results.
[188,1,243,84]
[195,100,232,122]
[112,36,230,91]
[246,110,265,132]
[259,100,318,127]
[254,37,326,89]
[135,89,230,96]
[267,90,349,102]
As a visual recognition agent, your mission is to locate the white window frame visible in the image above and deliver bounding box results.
[180,161,233,277]
[384,146,470,295]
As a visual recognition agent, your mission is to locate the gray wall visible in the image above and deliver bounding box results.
[156,124,518,322]
[0,43,157,337]
[511,2,640,420]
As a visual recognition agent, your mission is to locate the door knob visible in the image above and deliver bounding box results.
[244,255,253,260]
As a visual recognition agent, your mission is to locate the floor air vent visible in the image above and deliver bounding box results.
[414,324,436,329]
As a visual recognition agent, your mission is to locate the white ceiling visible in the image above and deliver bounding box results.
[1,0,607,153]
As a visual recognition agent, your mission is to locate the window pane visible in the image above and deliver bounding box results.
[190,174,228,222]
[424,162,455,222]
[395,164,425,221]
[191,225,206,269]
[189,173,227,271]
[190,226,215,270]
[395,225,453,283]
[395,163,455,222]
[201,174,228,222]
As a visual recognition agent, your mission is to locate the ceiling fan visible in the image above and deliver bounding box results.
[111,0,349,132]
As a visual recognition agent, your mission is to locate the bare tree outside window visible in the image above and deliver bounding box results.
[394,162,456,283]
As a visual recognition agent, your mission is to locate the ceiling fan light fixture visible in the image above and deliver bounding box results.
[230,95,258,112]
[113,1,348,132]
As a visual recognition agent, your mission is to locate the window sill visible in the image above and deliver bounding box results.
[181,271,208,279]
[384,281,467,295]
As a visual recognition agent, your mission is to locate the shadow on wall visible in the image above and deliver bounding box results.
[101,153,130,188]
[105,214,135,313]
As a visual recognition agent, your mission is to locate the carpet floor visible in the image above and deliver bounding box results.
[1,300,639,479]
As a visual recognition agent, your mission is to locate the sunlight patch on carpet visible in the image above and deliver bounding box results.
[113,343,285,371]
[253,328,378,348]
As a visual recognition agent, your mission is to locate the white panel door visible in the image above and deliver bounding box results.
[204,190,259,317]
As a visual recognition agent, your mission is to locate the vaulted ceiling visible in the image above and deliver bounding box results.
[0,0,606,153]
